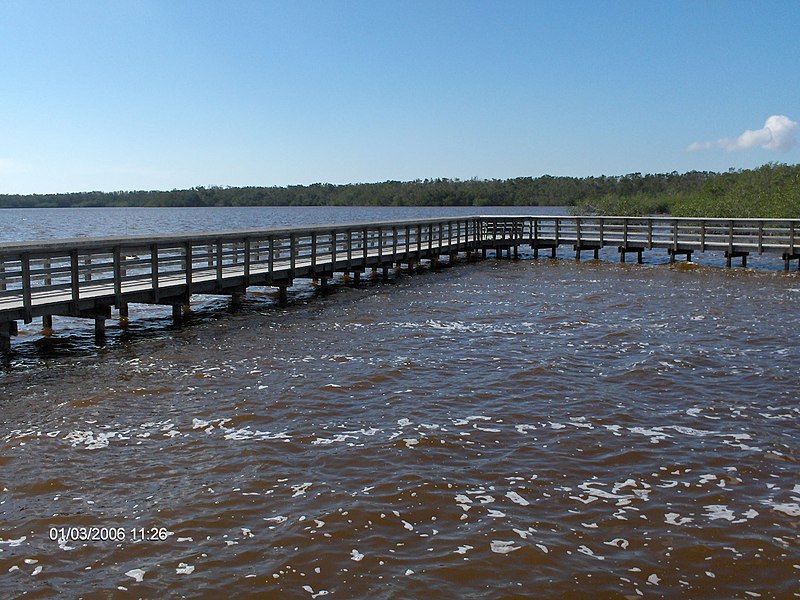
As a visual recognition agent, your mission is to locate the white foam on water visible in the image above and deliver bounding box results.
[302,585,330,598]
[291,483,312,498]
[125,569,146,582]
[665,513,693,525]
[577,545,604,560]
[704,505,735,521]
[264,516,288,523]
[513,529,531,539]
[767,502,800,516]
[490,540,520,554]
[176,563,195,575]
[350,549,364,562]
[505,491,530,506]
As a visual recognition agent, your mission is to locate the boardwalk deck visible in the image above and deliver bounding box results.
[1,215,798,351]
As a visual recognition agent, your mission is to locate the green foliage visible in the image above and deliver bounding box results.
[573,163,800,218]
[671,163,800,218]
[572,193,674,216]
[1,165,797,216]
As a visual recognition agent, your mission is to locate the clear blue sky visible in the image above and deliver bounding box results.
[1,0,798,194]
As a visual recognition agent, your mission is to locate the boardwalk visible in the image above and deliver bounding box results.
[1,215,798,351]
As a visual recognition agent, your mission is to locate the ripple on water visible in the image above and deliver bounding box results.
[0,258,798,598]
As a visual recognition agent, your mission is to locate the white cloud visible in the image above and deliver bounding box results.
[688,114,798,152]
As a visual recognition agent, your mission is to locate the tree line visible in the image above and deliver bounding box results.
[572,163,799,218]
[0,164,797,217]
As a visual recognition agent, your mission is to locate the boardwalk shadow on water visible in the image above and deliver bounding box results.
[0,252,798,598]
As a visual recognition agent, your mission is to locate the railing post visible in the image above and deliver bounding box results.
[672,220,678,250]
[84,254,92,282]
[150,244,159,302]
[184,241,193,298]
[21,253,32,323]
[363,228,368,263]
[346,229,353,270]
[700,221,706,252]
[647,220,653,249]
[70,250,80,309]
[0,259,5,292]
[244,238,251,287]
[268,237,275,284]
[330,231,337,268]
[757,221,763,254]
[43,258,52,287]
[215,240,223,289]
[728,220,734,252]
[113,246,123,308]
[290,233,297,277]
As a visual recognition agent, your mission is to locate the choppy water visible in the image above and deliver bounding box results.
[1,208,799,598]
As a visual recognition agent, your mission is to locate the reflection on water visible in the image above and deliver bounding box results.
[1,250,798,598]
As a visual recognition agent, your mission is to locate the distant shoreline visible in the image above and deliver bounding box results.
[0,163,797,218]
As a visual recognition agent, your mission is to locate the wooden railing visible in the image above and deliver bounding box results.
[480,216,799,253]
[1,215,798,351]
[0,217,481,326]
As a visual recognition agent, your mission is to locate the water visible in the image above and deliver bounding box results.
[0,205,563,243]
[1,208,799,598]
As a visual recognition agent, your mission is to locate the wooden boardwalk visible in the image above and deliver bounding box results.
[1,215,798,351]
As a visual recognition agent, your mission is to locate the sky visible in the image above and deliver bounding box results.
[1,0,798,194]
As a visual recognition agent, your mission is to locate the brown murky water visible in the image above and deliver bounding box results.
[1,209,799,598]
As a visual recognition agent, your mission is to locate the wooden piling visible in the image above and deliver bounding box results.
[725,250,749,268]
[119,303,129,326]
[0,321,15,353]
[94,313,106,340]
